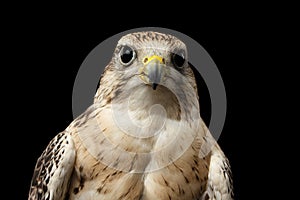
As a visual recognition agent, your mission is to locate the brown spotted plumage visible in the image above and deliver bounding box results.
[29,31,233,200]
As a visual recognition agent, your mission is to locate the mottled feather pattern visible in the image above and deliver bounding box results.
[29,132,75,200]
[29,31,233,200]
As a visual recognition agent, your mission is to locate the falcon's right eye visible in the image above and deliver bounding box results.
[119,45,136,66]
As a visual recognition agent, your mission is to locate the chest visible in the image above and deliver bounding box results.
[68,133,209,200]
[67,106,208,199]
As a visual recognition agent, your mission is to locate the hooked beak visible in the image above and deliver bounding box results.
[139,55,166,90]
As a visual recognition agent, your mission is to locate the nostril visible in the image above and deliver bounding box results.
[143,57,148,63]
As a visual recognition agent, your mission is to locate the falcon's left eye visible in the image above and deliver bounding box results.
[119,45,136,66]
[172,49,186,69]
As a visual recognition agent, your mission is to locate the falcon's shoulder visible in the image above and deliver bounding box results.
[198,121,234,200]
[203,144,234,200]
[29,131,76,200]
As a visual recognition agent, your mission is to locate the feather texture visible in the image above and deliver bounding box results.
[29,132,75,200]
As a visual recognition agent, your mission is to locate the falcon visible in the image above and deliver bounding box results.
[29,31,233,200]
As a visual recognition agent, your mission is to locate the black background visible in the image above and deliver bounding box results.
[4,8,274,200]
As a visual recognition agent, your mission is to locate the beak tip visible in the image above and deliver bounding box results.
[152,83,158,90]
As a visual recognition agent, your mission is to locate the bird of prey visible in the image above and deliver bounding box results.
[29,31,233,200]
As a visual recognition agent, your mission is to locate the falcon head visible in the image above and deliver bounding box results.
[113,32,191,90]
[95,31,199,120]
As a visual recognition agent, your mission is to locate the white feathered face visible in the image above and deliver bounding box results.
[112,32,189,90]
[95,32,199,117]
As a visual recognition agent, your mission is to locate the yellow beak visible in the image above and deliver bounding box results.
[139,55,166,90]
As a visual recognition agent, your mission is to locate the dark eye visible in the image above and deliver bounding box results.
[119,45,136,65]
[172,49,186,68]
